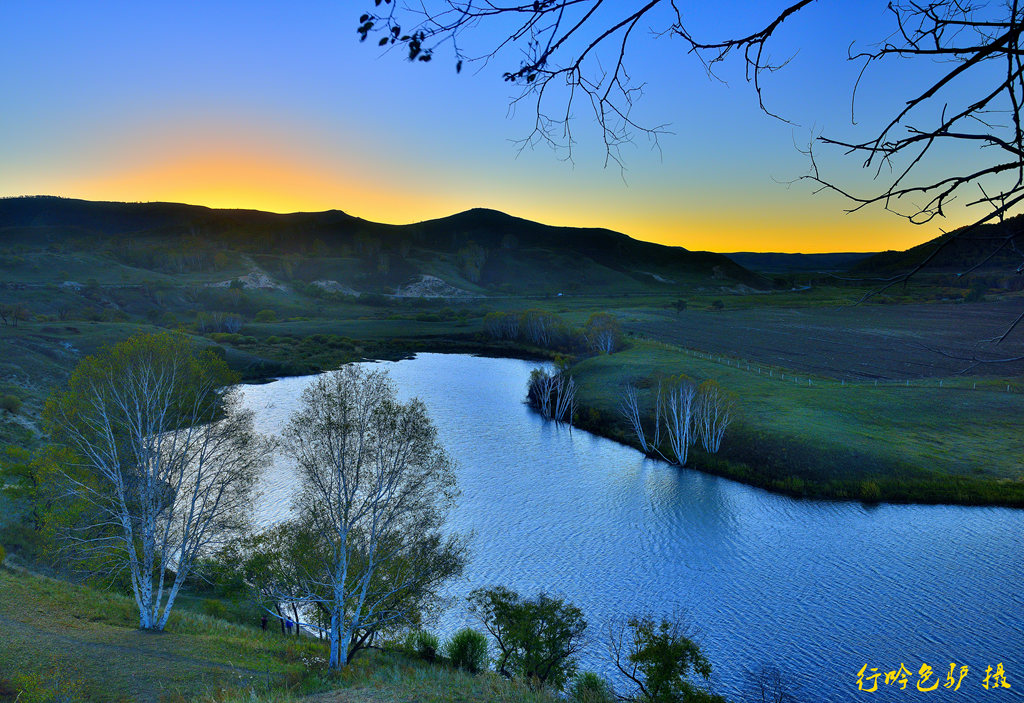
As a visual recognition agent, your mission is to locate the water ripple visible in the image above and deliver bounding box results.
[238,354,1024,703]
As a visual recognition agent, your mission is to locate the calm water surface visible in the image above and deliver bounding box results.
[240,353,1024,702]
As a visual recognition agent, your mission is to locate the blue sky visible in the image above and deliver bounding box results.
[0,1,987,252]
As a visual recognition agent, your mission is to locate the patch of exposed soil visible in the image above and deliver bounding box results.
[311,280,360,296]
[210,271,287,291]
[393,275,478,298]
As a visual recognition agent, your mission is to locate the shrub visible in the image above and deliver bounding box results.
[254,309,278,323]
[408,630,440,662]
[0,394,21,415]
[570,671,614,703]
[0,544,6,567]
[609,614,728,703]
[468,586,587,689]
[859,480,882,502]
[444,627,489,674]
[201,598,228,620]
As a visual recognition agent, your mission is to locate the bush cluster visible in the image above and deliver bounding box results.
[444,627,489,673]
[408,630,439,662]
[569,671,614,703]
[0,394,21,415]
[483,310,623,355]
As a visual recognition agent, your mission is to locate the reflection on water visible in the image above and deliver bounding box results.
[239,353,1024,702]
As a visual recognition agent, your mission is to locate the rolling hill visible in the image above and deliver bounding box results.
[0,196,764,295]
[852,214,1024,277]
[724,251,875,274]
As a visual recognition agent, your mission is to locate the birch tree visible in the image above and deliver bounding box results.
[282,365,466,668]
[521,310,558,348]
[43,332,272,631]
[528,367,577,425]
[584,313,622,355]
[662,377,698,466]
[484,312,520,340]
[621,376,729,465]
[695,381,734,454]
[552,373,578,425]
[528,368,555,419]
[619,384,649,453]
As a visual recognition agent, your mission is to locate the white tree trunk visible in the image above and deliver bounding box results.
[663,380,697,465]
[619,384,649,452]
[50,339,270,631]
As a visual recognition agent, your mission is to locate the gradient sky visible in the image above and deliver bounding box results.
[0,1,993,252]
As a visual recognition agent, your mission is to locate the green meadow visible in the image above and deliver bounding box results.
[571,340,1024,505]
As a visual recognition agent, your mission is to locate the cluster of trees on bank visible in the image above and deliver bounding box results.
[527,361,579,425]
[485,310,624,355]
[0,331,753,702]
[3,334,462,667]
[620,377,735,466]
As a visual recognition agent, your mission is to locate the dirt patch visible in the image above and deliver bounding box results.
[393,275,477,298]
[210,271,287,291]
[312,280,360,296]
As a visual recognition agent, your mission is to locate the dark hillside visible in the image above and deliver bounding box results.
[0,196,765,294]
[725,251,875,273]
[853,215,1024,276]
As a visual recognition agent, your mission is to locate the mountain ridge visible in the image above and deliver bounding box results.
[0,196,766,294]
[852,214,1024,275]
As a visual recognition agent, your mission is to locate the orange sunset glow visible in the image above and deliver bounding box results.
[0,1,960,254]
[19,139,924,254]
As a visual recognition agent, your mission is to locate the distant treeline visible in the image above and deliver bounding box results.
[483,310,623,356]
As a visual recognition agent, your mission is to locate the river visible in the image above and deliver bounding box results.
[239,353,1024,702]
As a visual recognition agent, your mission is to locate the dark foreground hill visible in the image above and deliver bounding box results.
[0,196,763,295]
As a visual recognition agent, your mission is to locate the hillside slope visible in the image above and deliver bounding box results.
[0,196,764,295]
[0,563,561,703]
[725,251,874,273]
[853,215,1024,276]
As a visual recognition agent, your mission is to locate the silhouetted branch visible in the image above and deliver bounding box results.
[358,1,1024,361]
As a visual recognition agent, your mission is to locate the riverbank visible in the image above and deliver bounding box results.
[128,327,1024,508]
[244,334,1024,507]
[4,318,1021,508]
[566,341,1024,507]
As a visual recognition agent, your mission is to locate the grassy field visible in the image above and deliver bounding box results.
[617,298,1024,380]
[0,560,561,703]
[571,340,1024,504]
